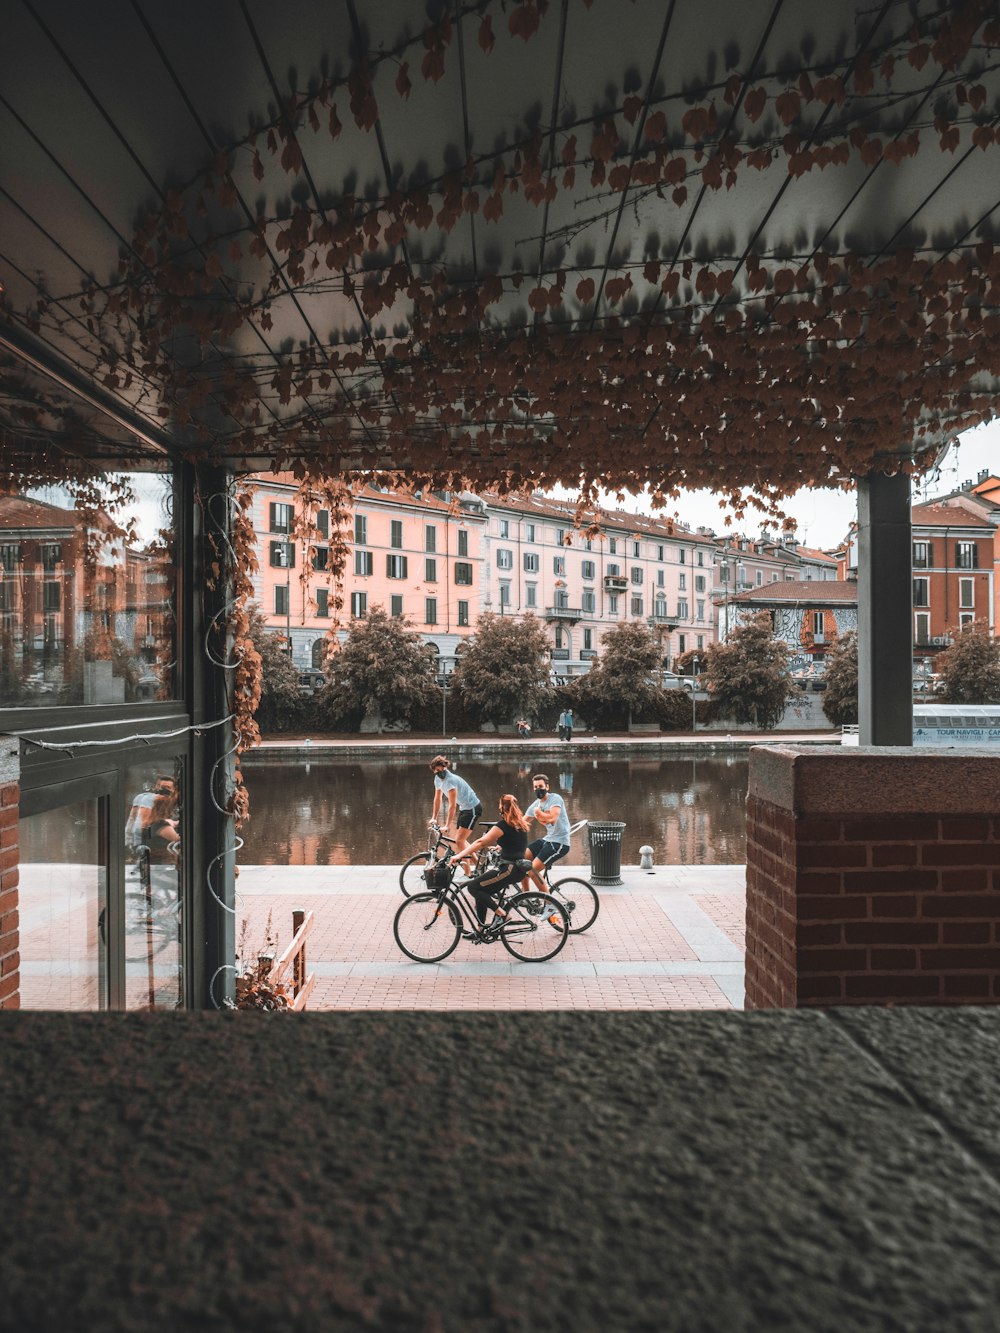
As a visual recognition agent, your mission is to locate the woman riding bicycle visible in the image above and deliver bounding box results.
[459,794,539,924]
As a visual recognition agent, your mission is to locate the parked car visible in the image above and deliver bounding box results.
[297,671,326,693]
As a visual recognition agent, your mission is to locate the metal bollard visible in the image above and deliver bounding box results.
[639,845,654,871]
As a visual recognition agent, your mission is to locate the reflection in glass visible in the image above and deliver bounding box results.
[124,762,183,1010]
[19,800,106,1010]
[0,471,176,708]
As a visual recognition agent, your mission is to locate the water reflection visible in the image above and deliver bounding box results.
[239,757,749,867]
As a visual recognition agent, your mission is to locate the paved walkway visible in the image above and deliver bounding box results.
[237,863,747,1010]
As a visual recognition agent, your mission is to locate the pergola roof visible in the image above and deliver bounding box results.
[3,1,1000,508]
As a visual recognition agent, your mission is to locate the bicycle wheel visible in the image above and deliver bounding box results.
[499,892,568,963]
[547,876,600,934]
[399,851,435,896]
[393,892,462,963]
[124,892,181,961]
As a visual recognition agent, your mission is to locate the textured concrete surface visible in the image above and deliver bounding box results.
[3,1009,1000,1331]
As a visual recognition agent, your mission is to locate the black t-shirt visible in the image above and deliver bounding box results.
[494,818,528,863]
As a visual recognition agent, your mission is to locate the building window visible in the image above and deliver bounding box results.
[696,601,705,621]
[631,595,644,616]
[42,582,61,612]
[524,552,539,573]
[678,634,686,654]
[354,515,367,545]
[756,570,763,586]
[912,576,929,608]
[315,588,329,618]
[960,612,975,627]
[582,560,595,579]
[269,501,293,534]
[351,592,367,618]
[425,525,437,552]
[582,590,596,613]
[583,629,593,651]
[390,519,403,549]
[609,537,617,554]
[555,528,567,546]
[458,530,469,558]
[956,542,978,569]
[554,589,569,610]
[270,540,295,568]
[526,584,537,608]
[772,572,780,582]
[654,597,667,617]
[608,593,620,614]
[695,575,706,593]
[555,627,564,649]
[554,556,566,576]
[813,610,825,640]
[678,572,687,590]
[455,562,473,585]
[386,554,408,579]
[679,549,686,564]
[312,546,329,572]
[914,611,930,644]
[500,582,511,607]
[497,548,513,570]
[677,599,689,619]
[697,551,704,566]
[657,570,665,587]
[657,545,664,561]
[913,540,931,568]
[632,541,640,557]
[499,518,509,538]
[425,557,437,582]
[960,577,975,609]
[697,635,704,650]
[631,567,643,585]
[607,563,620,577]
[354,550,373,577]
[391,595,403,617]
[0,544,18,572]
[425,598,437,625]
[525,523,536,541]
[457,601,469,626]
[275,585,289,616]
[41,543,62,571]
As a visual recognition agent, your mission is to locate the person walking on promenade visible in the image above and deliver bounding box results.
[558,707,574,742]
[523,773,572,885]
[429,755,482,871]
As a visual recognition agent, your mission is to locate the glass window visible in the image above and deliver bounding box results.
[631,595,644,616]
[633,541,640,557]
[425,525,437,553]
[457,600,469,626]
[354,515,367,545]
[1,472,178,708]
[607,563,620,577]
[386,554,408,579]
[458,530,469,558]
[697,635,704,650]
[554,556,566,576]
[960,578,975,609]
[425,557,437,582]
[354,550,373,577]
[756,570,763,586]
[677,599,689,618]
[583,590,596,613]
[526,584,537,608]
[608,593,619,614]
[912,540,931,568]
[455,563,473,585]
[654,598,667,617]
[555,590,569,609]
[524,552,539,573]
[631,568,643,585]
[912,577,929,608]
[697,551,704,566]
[19,797,107,1009]
[316,588,329,618]
[500,582,511,607]
[657,545,664,561]
[425,598,437,625]
[312,547,329,572]
[123,763,183,1010]
[914,611,930,644]
[679,549,686,564]
[813,611,825,637]
[269,501,293,534]
[525,523,536,542]
[275,585,289,616]
[497,548,513,570]
[582,560,595,579]
[351,592,367,618]
[391,520,403,549]
[499,519,509,538]
[956,542,978,569]
[315,509,329,539]
[960,612,975,627]
[609,537,617,555]
[555,627,564,649]
[678,634,686,653]
[696,601,706,620]
[657,570,665,587]
[583,629,593,650]
[391,595,403,617]
[695,575,706,593]
[270,540,295,568]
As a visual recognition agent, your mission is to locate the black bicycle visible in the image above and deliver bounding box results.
[479,821,600,934]
[399,820,494,896]
[393,855,570,963]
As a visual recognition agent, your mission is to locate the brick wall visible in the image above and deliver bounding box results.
[0,742,20,1011]
[746,745,1000,1009]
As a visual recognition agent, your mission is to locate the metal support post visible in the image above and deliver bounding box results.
[857,471,913,746]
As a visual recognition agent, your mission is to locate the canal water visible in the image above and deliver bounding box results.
[239,755,750,867]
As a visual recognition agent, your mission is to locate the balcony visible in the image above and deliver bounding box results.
[580,648,597,659]
[647,614,677,629]
[545,605,582,622]
[551,648,570,660]
[603,575,627,591]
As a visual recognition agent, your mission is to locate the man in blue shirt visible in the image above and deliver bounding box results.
[523,773,572,883]
[429,755,482,870]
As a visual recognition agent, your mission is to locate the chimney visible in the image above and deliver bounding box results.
[979,469,989,483]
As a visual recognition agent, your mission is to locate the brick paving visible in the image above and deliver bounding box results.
[237,863,747,1011]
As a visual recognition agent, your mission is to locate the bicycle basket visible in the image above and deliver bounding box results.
[424,858,454,890]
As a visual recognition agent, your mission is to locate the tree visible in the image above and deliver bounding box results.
[934,620,1000,703]
[320,606,437,733]
[822,630,858,726]
[582,621,662,727]
[706,610,796,729]
[451,612,552,726]
[247,605,304,732]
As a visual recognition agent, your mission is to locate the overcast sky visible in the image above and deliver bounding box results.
[558,417,1000,552]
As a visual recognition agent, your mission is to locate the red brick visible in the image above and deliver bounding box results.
[0,806,17,830]
[922,844,1000,867]
[799,947,867,972]
[1,991,20,1011]
[845,974,941,999]
[796,923,843,947]
[797,976,844,1000]
[1,951,19,977]
[921,893,1000,918]
[0,972,18,1001]
[845,921,940,945]
[0,868,18,891]
[0,784,19,807]
[871,844,918,868]
[870,894,920,918]
[799,845,868,869]
[797,894,870,922]
[0,826,16,850]
[940,818,992,840]
[794,871,843,895]
[921,947,1000,970]
[0,889,17,916]
[941,869,989,892]
[0,910,18,938]
[795,818,843,843]
[844,870,938,894]
[944,975,991,999]
[841,817,932,842]
[0,849,17,874]
[942,922,992,945]
[870,948,917,970]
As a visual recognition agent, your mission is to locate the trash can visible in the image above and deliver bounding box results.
[588,821,626,886]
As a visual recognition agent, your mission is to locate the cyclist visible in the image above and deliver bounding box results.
[458,794,537,925]
[523,773,572,886]
[429,755,482,872]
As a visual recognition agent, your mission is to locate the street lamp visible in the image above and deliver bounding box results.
[439,655,456,737]
[690,654,701,732]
